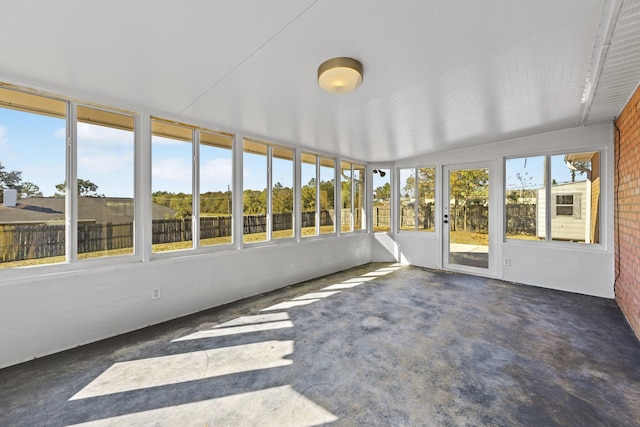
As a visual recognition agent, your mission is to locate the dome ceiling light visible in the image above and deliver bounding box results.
[317,57,363,94]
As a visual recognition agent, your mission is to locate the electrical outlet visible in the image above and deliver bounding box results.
[151,288,161,300]
[503,258,511,266]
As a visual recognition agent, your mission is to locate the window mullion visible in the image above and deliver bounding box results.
[267,145,273,241]
[192,129,200,249]
[66,101,78,262]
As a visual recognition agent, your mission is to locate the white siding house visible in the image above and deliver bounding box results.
[537,181,590,242]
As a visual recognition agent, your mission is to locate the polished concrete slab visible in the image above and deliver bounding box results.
[1,263,639,426]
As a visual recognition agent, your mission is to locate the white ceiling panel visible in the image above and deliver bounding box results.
[0,0,637,161]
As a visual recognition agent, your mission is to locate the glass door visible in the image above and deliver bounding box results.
[443,163,495,274]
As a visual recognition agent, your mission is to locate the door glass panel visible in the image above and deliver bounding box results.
[448,167,489,269]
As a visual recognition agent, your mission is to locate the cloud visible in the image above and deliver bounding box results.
[200,158,233,186]
[0,124,8,149]
[78,148,134,175]
[54,123,134,146]
[152,157,192,182]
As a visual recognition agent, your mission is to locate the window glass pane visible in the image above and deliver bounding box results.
[319,157,335,234]
[151,120,193,252]
[398,168,416,231]
[505,156,545,240]
[0,88,66,267]
[243,140,267,243]
[417,167,435,232]
[272,147,294,240]
[353,164,365,230]
[301,153,317,237]
[372,168,390,232]
[77,106,134,259]
[199,131,233,247]
[341,161,352,232]
[551,152,599,243]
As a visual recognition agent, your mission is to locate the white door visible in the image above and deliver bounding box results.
[443,162,497,275]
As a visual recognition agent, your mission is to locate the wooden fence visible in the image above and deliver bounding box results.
[377,204,537,235]
[1,211,335,263]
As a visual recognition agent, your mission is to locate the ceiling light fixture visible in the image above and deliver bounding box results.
[318,57,363,94]
[373,169,386,177]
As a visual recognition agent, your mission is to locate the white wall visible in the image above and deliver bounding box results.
[0,235,370,369]
[371,124,615,298]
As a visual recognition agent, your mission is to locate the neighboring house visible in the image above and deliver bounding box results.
[536,151,600,243]
[537,181,588,241]
[0,197,176,225]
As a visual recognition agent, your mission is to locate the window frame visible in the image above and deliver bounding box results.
[504,150,603,247]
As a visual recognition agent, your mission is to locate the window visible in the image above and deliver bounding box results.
[372,168,391,232]
[555,195,576,216]
[319,157,336,234]
[243,139,268,243]
[551,152,597,243]
[272,147,294,240]
[505,151,600,244]
[77,106,135,259]
[398,167,435,232]
[243,138,295,243]
[340,161,366,233]
[353,164,365,231]
[301,153,317,237]
[199,131,234,247]
[341,161,352,232]
[0,88,67,267]
[505,156,545,240]
[151,120,194,252]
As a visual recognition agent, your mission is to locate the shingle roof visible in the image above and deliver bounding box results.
[0,197,176,224]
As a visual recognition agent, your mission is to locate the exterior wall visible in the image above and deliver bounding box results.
[614,83,640,339]
[591,151,601,244]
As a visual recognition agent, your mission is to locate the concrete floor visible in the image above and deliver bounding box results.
[1,263,640,426]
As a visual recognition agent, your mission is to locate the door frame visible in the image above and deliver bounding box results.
[441,161,499,277]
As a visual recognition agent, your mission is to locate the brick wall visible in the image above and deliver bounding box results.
[614,83,640,339]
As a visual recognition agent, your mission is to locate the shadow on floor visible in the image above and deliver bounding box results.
[1,263,639,426]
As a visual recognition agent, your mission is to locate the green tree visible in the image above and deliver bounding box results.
[243,189,266,214]
[19,182,43,198]
[374,182,391,203]
[301,178,316,212]
[272,182,293,214]
[55,178,104,197]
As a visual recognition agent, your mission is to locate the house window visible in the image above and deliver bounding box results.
[301,152,317,237]
[272,146,294,240]
[555,195,575,216]
[77,106,135,259]
[505,156,545,240]
[0,87,67,267]
[372,168,391,232]
[319,157,336,234]
[151,120,194,252]
[340,161,366,233]
[243,138,295,243]
[505,151,600,244]
[398,167,435,232]
[199,131,234,247]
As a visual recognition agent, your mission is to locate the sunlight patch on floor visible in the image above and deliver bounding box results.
[173,320,294,341]
[67,385,338,427]
[70,340,293,400]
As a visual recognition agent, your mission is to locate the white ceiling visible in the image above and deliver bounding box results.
[1,0,639,162]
